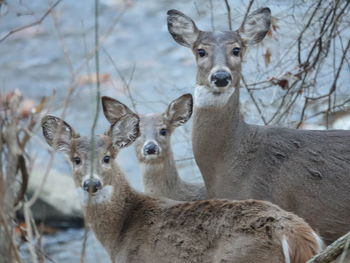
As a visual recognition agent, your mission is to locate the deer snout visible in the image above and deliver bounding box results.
[211,70,232,87]
[83,178,102,194]
[143,142,159,156]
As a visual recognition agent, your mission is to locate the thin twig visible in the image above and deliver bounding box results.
[240,0,255,29]
[209,0,215,31]
[90,0,101,177]
[24,204,38,263]
[223,0,232,30]
[103,48,137,112]
[0,0,62,43]
[241,75,267,125]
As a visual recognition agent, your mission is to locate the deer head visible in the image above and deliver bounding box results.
[102,94,193,164]
[41,114,140,205]
[167,8,271,103]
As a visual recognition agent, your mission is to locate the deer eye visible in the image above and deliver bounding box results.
[73,157,81,165]
[232,47,240,56]
[103,155,111,164]
[160,128,167,136]
[197,49,206,57]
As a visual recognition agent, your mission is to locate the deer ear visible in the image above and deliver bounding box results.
[41,115,75,152]
[239,7,271,46]
[110,113,140,149]
[165,94,193,128]
[102,96,134,125]
[167,9,200,48]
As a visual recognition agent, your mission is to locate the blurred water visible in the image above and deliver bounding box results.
[1,0,349,261]
[20,228,110,263]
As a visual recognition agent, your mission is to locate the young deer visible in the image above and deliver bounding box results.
[167,8,350,243]
[102,94,207,201]
[42,114,322,263]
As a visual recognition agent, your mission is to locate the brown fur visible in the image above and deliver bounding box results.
[167,8,350,244]
[102,95,207,201]
[285,222,321,263]
[42,115,322,263]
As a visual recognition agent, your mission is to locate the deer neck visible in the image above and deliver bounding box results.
[141,150,184,199]
[80,168,137,255]
[192,83,247,191]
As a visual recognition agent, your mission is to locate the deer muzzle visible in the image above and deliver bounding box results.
[210,70,232,88]
[143,141,160,156]
[83,178,102,194]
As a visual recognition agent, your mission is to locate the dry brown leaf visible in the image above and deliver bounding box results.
[267,29,273,37]
[33,96,47,114]
[263,48,272,66]
[269,77,289,90]
[77,73,110,86]
[271,16,279,32]
[267,17,279,38]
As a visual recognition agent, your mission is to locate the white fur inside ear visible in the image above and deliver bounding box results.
[167,12,199,47]
[194,85,234,108]
[240,8,271,45]
[112,114,139,148]
[76,185,114,206]
[170,15,195,35]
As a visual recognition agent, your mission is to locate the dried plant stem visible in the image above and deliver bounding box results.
[241,75,267,125]
[90,0,101,176]
[103,48,138,112]
[240,0,255,29]
[223,0,232,30]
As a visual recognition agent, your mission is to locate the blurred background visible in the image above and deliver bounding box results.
[1,0,349,262]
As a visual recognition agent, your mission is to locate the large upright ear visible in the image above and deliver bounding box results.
[110,113,140,149]
[167,9,200,48]
[102,96,134,125]
[239,7,271,46]
[165,94,193,128]
[41,115,75,152]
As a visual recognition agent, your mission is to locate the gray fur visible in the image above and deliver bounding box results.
[167,8,350,244]
[103,94,207,201]
[41,115,322,263]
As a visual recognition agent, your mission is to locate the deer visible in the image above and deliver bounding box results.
[102,94,207,201]
[167,7,350,244]
[41,113,323,263]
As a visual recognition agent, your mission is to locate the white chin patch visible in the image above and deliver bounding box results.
[194,85,234,108]
[76,185,114,206]
[143,154,160,160]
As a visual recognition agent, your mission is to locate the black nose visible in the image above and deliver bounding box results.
[144,142,159,155]
[211,70,232,87]
[83,178,102,193]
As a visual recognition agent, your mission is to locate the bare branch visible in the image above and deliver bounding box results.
[241,75,267,125]
[0,0,62,43]
[307,231,350,263]
[103,48,138,112]
[240,0,255,29]
[223,0,232,30]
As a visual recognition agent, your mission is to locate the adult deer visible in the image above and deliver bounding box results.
[167,8,350,244]
[42,114,322,263]
[102,94,207,201]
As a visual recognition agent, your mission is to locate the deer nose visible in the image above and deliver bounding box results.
[211,70,232,87]
[83,178,102,194]
[143,142,159,155]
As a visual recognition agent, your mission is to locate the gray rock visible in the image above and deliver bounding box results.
[18,167,83,228]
